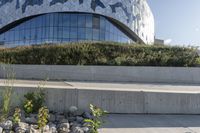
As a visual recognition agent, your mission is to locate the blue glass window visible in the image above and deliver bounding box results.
[78,14,86,27]
[19,30,25,40]
[58,14,63,27]
[30,28,36,40]
[58,27,63,39]
[105,31,110,41]
[78,28,86,39]
[0,34,4,43]
[86,14,92,28]
[41,28,46,39]
[53,27,58,39]
[36,28,42,39]
[100,16,106,30]
[70,27,78,39]
[93,29,99,40]
[49,14,54,27]
[24,29,30,40]
[93,15,100,29]
[86,28,92,40]
[100,30,105,41]
[44,14,50,27]
[9,31,15,41]
[63,27,70,39]
[49,27,54,39]
[70,14,78,27]
[63,15,70,27]
[36,16,43,28]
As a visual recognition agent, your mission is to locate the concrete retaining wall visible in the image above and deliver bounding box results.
[0,86,200,114]
[1,65,200,84]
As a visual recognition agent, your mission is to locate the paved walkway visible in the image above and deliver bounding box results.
[1,79,200,93]
[99,114,200,133]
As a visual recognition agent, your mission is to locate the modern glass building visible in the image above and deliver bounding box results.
[0,0,154,47]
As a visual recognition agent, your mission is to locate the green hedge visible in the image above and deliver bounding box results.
[0,42,199,67]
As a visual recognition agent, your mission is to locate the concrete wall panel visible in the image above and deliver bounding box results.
[1,65,200,84]
[0,85,200,114]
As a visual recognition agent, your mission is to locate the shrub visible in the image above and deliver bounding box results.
[23,90,45,114]
[0,42,199,67]
[196,57,200,66]
[23,80,46,114]
[23,99,33,114]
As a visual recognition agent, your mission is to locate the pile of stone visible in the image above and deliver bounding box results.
[0,106,93,133]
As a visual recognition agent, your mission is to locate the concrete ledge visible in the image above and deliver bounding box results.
[1,65,200,84]
[0,80,200,114]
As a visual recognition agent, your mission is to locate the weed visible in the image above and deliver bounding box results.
[84,104,107,133]
[37,106,49,130]
[12,107,21,124]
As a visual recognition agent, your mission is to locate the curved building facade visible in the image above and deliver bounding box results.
[0,0,154,47]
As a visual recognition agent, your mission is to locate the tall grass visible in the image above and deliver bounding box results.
[0,65,15,121]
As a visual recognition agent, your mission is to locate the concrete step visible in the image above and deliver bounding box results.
[0,79,200,114]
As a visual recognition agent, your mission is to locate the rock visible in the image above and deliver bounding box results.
[2,129,13,133]
[28,125,39,133]
[14,122,29,133]
[1,120,13,130]
[18,122,29,129]
[20,110,26,122]
[82,127,90,133]
[71,126,84,133]
[20,116,26,123]
[70,122,81,131]
[60,119,69,124]
[76,110,84,116]
[69,106,78,117]
[29,114,37,119]
[82,112,92,119]
[49,123,57,133]
[25,117,37,124]
[15,127,26,133]
[42,125,50,133]
[68,117,76,123]
[69,106,78,113]
[58,123,70,133]
[49,114,56,122]
[76,116,84,123]
[0,127,3,133]
[7,116,13,121]
[55,114,65,122]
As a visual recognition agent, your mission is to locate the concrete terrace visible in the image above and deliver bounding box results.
[1,79,200,114]
[1,79,200,132]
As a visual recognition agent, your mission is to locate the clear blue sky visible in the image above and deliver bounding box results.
[148,0,200,46]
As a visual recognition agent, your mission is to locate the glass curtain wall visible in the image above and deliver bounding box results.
[0,13,133,47]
